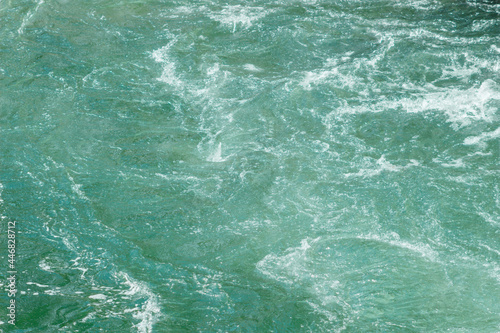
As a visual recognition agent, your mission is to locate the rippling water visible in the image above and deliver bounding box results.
[1,0,499,332]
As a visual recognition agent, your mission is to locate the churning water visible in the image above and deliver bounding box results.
[1,0,499,331]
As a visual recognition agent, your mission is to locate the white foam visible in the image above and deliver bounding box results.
[346,156,419,178]
[18,0,45,34]
[89,294,107,300]
[256,237,353,330]
[26,282,50,288]
[356,233,438,261]
[477,210,499,228]
[463,127,500,146]
[445,175,480,186]
[442,159,464,168]
[67,173,89,200]
[45,288,62,296]
[366,35,394,67]
[243,64,262,72]
[346,80,498,128]
[256,238,320,285]
[151,40,182,87]
[305,47,498,130]
[119,272,161,333]
[173,6,194,15]
[208,6,268,33]
[300,69,338,91]
[207,142,224,162]
[298,56,363,93]
[433,158,465,168]
[207,63,220,77]
[480,243,500,257]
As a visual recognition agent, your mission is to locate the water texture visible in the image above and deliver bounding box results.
[0,0,499,332]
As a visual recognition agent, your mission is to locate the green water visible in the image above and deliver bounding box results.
[1,0,499,332]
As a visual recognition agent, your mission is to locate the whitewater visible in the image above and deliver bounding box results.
[0,0,499,331]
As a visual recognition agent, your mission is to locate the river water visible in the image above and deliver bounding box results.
[1,0,499,332]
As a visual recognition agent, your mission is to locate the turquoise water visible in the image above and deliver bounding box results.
[1,0,499,331]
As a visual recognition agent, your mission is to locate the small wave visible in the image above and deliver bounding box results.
[243,64,263,72]
[256,235,441,330]
[341,79,498,128]
[355,233,438,261]
[345,155,419,178]
[208,5,269,33]
[463,127,500,146]
[256,237,319,285]
[432,157,465,168]
[26,282,50,288]
[88,294,107,300]
[67,172,89,201]
[119,272,162,333]
[18,0,45,35]
[151,39,183,88]
[207,142,225,162]
[39,260,52,272]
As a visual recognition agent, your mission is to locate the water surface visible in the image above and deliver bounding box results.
[0,0,499,332]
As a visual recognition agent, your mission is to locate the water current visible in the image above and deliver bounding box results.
[0,0,499,331]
